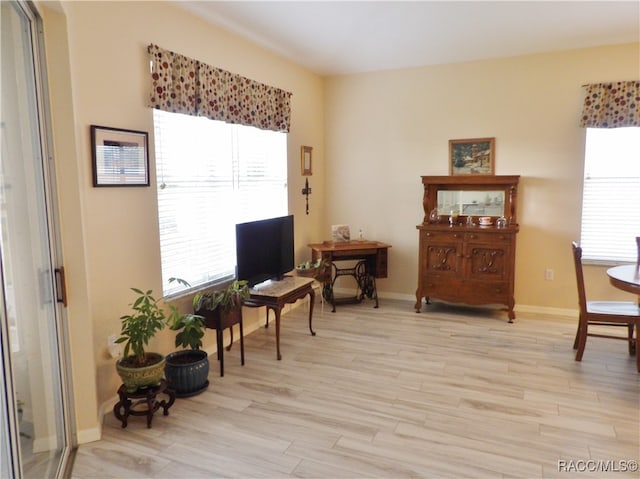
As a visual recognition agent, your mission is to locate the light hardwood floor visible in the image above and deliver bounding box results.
[71,300,640,478]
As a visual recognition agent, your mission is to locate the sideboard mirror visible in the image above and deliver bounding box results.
[421,175,519,225]
[437,190,505,217]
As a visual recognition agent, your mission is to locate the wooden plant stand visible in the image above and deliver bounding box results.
[113,379,176,428]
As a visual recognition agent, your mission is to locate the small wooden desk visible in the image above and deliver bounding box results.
[607,264,640,302]
[244,276,316,360]
[309,240,391,312]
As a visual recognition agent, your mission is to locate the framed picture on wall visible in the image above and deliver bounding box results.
[301,145,313,176]
[449,137,495,175]
[90,125,149,187]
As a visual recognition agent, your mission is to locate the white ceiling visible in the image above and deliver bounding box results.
[177,1,640,76]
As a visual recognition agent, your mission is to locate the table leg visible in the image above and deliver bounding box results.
[323,281,336,313]
[372,276,379,308]
[227,325,234,351]
[216,327,224,377]
[308,287,316,336]
[239,316,245,365]
[275,306,282,360]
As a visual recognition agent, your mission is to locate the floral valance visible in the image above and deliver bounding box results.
[148,44,292,133]
[579,81,640,128]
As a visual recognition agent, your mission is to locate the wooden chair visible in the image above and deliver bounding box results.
[571,242,640,371]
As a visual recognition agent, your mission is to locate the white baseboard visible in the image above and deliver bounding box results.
[336,287,578,319]
[76,426,101,445]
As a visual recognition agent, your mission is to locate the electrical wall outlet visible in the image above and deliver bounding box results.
[545,268,554,281]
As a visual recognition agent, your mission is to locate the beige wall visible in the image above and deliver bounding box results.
[39,1,324,441]
[324,43,639,314]
[38,0,638,444]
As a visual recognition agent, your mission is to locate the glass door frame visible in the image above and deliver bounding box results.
[1,1,77,477]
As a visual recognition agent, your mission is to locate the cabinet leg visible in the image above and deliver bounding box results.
[414,295,429,312]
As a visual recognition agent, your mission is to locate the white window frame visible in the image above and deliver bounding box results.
[153,110,288,296]
[579,127,640,264]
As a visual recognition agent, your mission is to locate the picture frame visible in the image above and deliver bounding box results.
[449,137,495,176]
[90,125,149,187]
[301,145,313,176]
[331,224,350,242]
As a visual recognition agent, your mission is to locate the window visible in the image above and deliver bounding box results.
[153,109,288,296]
[580,127,640,263]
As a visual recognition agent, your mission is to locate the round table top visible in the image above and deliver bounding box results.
[607,264,640,295]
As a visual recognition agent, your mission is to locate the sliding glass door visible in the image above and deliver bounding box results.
[1,1,74,477]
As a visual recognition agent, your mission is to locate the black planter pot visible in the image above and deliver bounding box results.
[164,350,210,397]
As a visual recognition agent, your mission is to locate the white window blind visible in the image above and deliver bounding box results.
[153,109,287,296]
[580,127,640,263]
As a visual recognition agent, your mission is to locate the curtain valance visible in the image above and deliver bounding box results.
[579,81,639,128]
[148,44,292,133]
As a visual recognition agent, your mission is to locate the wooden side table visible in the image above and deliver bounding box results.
[113,379,176,428]
[244,276,316,360]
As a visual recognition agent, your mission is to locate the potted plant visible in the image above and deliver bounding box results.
[115,287,175,392]
[193,280,250,376]
[164,308,211,397]
[295,258,328,279]
[192,280,250,323]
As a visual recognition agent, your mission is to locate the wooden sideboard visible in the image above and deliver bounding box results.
[415,175,520,322]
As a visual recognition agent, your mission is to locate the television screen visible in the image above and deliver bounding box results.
[235,215,294,287]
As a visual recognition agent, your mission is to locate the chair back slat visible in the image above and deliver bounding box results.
[571,242,588,316]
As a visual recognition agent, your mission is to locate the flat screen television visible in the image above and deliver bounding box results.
[235,214,294,287]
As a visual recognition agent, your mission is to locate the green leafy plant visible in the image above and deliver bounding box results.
[296,258,327,270]
[193,280,250,313]
[163,277,207,351]
[169,312,206,350]
[116,287,176,367]
[116,280,190,367]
